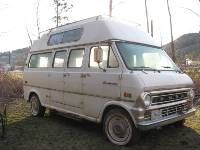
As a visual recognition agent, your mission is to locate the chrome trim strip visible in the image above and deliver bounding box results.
[151,92,188,105]
[147,100,188,110]
[54,101,81,109]
[43,104,97,122]
[24,84,134,103]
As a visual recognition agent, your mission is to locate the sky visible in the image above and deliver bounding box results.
[0,0,199,52]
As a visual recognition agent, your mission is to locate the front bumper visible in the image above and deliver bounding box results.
[137,108,196,130]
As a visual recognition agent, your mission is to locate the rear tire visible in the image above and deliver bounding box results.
[30,94,46,117]
[103,108,140,146]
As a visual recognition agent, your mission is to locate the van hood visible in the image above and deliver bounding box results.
[137,71,194,91]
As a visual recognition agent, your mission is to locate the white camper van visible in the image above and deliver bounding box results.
[24,16,196,146]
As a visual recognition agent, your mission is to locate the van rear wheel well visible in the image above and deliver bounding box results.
[28,92,38,102]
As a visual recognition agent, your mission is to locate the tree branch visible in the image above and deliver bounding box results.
[26,28,32,46]
[167,0,176,62]
[36,0,41,39]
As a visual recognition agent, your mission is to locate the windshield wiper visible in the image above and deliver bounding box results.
[130,66,161,72]
[161,66,180,72]
[161,66,171,69]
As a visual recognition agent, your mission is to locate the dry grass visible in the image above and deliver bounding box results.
[0,71,200,149]
[0,100,199,150]
[184,68,200,98]
[0,73,23,98]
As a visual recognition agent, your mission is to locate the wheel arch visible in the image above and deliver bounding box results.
[97,101,137,127]
[28,89,40,102]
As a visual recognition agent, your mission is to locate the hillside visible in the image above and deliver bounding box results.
[1,33,200,68]
[0,47,30,69]
[163,33,200,60]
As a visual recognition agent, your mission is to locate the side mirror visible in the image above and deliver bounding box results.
[94,47,103,63]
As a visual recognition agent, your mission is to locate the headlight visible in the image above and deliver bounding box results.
[188,89,195,100]
[143,93,151,107]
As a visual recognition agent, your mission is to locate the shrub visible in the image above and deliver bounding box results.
[0,72,23,98]
[184,68,200,98]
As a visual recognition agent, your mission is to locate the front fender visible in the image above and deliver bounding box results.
[97,100,138,126]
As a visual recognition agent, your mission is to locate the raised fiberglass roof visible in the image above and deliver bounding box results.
[30,16,160,52]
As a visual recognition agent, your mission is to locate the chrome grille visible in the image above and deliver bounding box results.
[151,91,188,105]
[144,111,151,121]
[161,103,188,117]
[144,102,190,121]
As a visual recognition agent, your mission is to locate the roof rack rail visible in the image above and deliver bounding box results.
[39,15,107,35]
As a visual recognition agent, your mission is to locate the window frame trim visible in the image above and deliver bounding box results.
[116,41,177,71]
[28,52,53,68]
[88,45,119,69]
[52,50,67,68]
[107,46,119,68]
[67,48,85,68]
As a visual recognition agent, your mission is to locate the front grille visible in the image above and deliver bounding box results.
[144,102,190,121]
[161,103,188,117]
[151,91,188,105]
[144,111,151,121]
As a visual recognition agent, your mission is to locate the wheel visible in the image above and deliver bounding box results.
[103,108,140,146]
[173,119,185,127]
[30,94,46,117]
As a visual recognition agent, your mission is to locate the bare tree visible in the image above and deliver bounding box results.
[179,7,200,18]
[150,20,153,37]
[109,0,125,17]
[109,0,113,17]
[53,0,73,27]
[167,0,176,62]
[145,0,150,33]
[26,28,33,46]
[36,0,40,39]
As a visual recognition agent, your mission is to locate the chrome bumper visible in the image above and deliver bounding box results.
[137,108,196,130]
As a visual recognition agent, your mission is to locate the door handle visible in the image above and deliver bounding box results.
[80,73,91,78]
[80,74,86,78]
[103,81,118,86]
[86,73,91,77]
[63,73,70,77]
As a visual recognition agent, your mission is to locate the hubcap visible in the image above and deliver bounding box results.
[107,114,132,144]
[31,97,39,116]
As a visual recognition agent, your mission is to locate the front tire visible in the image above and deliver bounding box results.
[103,108,140,146]
[30,94,46,117]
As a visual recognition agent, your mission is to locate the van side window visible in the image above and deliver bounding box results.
[90,46,118,68]
[68,49,85,68]
[29,52,52,68]
[108,47,119,68]
[53,51,66,68]
[48,28,83,46]
[63,28,83,43]
[48,33,63,46]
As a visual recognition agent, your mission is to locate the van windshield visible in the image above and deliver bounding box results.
[116,42,178,71]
